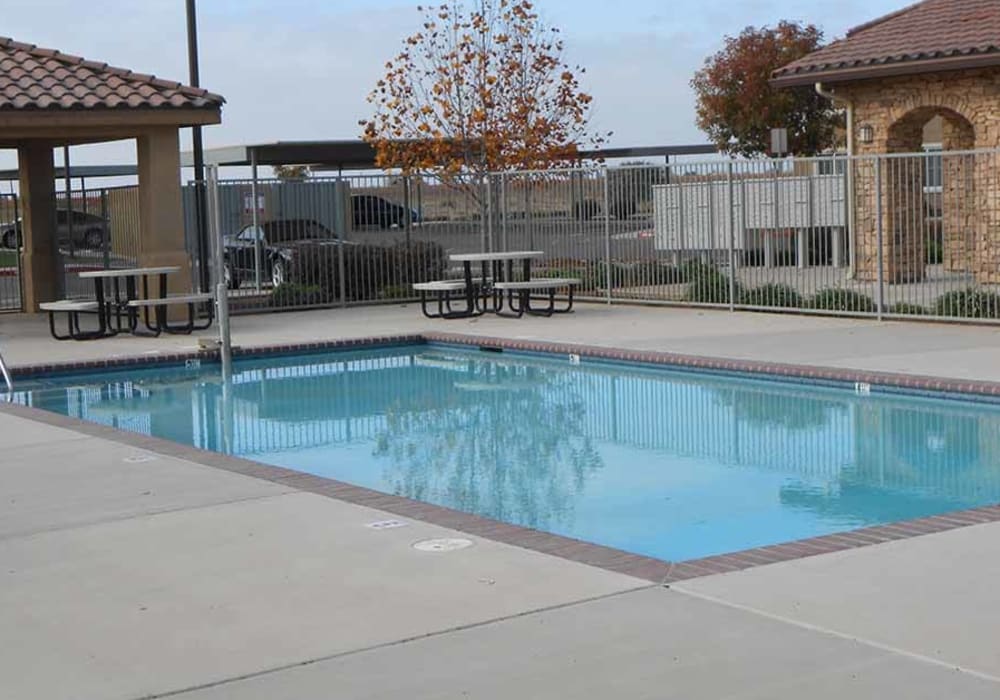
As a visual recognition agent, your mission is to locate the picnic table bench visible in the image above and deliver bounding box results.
[40,266,214,340]
[412,251,579,319]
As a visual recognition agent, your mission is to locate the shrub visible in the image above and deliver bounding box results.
[289,241,447,302]
[271,283,329,308]
[808,288,876,313]
[588,261,685,289]
[888,302,927,316]
[741,283,803,308]
[934,288,1000,318]
[394,240,448,284]
[682,261,742,304]
[538,264,601,292]
[379,284,413,300]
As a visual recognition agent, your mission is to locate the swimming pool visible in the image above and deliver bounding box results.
[16,343,1000,562]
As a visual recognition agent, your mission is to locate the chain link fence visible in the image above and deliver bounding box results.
[191,149,1000,323]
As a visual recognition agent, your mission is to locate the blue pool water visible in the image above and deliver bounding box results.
[16,344,1000,561]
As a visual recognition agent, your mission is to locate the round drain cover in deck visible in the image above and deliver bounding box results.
[412,538,474,552]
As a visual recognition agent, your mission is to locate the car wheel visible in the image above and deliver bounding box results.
[224,261,241,290]
[83,228,104,250]
[1,230,18,250]
[271,259,287,287]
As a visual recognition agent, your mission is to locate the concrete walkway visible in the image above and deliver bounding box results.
[3,303,1000,381]
[3,305,1000,698]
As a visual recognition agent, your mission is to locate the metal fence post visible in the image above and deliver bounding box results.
[100,189,110,270]
[13,192,23,312]
[486,175,494,253]
[500,172,508,251]
[875,156,885,320]
[727,161,736,311]
[250,151,262,292]
[207,164,232,380]
[603,169,611,304]
[333,178,348,307]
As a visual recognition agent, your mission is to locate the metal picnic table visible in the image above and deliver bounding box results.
[448,251,544,317]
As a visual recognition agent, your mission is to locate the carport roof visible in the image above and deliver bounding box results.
[181,141,717,170]
[0,35,224,111]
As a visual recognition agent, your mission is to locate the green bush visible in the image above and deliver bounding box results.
[682,261,742,304]
[741,283,803,308]
[289,241,446,302]
[271,283,329,308]
[809,288,876,313]
[538,264,601,292]
[888,302,927,316]
[591,261,685,289]
[538,260,684,292]
[934,288,1000,318]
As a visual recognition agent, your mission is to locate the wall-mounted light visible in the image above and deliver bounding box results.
[858,124,875,144]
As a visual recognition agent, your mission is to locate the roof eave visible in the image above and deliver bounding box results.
[771,52,1000,88]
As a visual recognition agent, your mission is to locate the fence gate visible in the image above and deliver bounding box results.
[0,193,21,311]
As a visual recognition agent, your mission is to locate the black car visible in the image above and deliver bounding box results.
[351,194,420,230]
[223,219,350,289]
[2,208,111,250]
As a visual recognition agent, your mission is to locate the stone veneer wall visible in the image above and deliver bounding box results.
[837,68,1000,284]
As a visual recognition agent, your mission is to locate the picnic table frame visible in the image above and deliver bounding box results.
[77,266,180,337]
[448,251,544,317]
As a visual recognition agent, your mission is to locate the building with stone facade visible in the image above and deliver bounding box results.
[772,0,1000,284]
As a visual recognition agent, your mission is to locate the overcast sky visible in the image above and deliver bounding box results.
[3,0,904,171]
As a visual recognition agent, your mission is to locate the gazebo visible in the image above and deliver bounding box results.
[772,0,1000,284]
[0,36,223,310]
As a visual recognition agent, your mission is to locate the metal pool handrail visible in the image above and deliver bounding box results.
[0,347,12,398]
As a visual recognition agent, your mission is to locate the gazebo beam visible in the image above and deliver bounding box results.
[0,109,220,131]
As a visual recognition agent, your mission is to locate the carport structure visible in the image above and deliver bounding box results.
[0,36,223,310]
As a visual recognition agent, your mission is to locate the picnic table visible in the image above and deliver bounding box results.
[41,266,213,340]
[413,251,580,319]
[449,251,544,317]
[78,266,180,334]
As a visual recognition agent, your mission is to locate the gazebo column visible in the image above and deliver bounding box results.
[137,127,192,298]
[17,143,60,312]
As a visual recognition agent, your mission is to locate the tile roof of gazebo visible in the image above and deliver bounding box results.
[772,0,1000,87]
[0,35,224,111]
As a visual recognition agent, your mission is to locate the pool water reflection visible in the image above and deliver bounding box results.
[17,344,1000,561]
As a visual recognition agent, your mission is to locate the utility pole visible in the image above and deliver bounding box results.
[186,0,209,291]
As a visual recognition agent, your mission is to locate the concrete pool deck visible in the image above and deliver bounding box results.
[3,304,1000,698]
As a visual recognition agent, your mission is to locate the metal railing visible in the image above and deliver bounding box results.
[188,148,1000,324]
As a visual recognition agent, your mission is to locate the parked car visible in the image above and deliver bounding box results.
[2,208,111,250]
[223,218,353,289]
[351,194,420,230]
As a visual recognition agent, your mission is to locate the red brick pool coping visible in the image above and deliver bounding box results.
[5,330,1000,585]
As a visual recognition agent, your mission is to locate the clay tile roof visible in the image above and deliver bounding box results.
[772,0,1000,86]
[0,36,224,111]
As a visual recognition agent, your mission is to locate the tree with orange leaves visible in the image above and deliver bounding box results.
[361,0,606,189]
